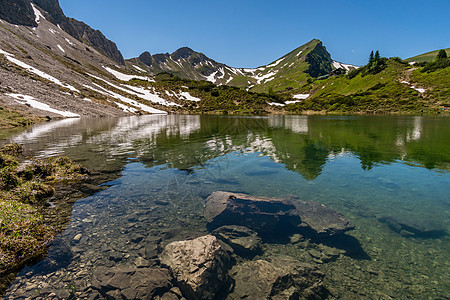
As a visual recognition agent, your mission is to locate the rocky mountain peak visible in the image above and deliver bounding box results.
[305,41,333,77]
[138,51,153,66]
[171,47,195,60]
[0,0,125,64]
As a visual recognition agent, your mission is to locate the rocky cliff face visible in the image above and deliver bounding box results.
[305,41,333,78]
[0,0,36,26]
[59,18,124,65]
[0,0,124,64]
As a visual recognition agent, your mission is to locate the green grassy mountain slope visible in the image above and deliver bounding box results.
[283,57,450,114]
[406,48,450,63]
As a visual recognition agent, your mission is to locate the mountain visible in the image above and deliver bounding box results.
[406,48,450,63]
[0,0,447,125]
[0,0,124,64]
[128,39,358,93]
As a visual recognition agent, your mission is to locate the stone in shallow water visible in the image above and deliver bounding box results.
[204,191,301,234]
[159,235,232,300]
[295,199,355,237]
[378,216,447,238]
[91,267,172,298]
[212,225,262,257]
[228,256,328,300]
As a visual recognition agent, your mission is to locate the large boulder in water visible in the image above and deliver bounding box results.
[228,257,328,299]
[204,191,302,234]
[159,235,232,300]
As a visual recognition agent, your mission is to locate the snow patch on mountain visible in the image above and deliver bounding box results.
[253,71,278,84]
[103,66,152,81]
[332,61,357,71]
[6,93,79,117]
[267,57,284,68]
[178,91,201,102]
[401,81,426,93]
[57,45,65,53]
[31,3,45,24]
[292,94,310,100]
[0,48,79,92]
[133,65,146,73]
[65,38,75,46]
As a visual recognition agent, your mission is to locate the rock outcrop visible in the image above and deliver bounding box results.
[139,51,153,66]
[159,235,232,300]
[0,0,36,26]
[229,257,328,299]
[205,191,302,235]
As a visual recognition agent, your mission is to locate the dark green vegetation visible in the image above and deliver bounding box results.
[0,106,37,128]
[0,144,89,282]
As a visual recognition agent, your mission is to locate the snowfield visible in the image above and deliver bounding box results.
[0,48,79,92]
[31,3,45,24]
[292,94,310,100]
[103,66,152,82]
[6,93,79,117]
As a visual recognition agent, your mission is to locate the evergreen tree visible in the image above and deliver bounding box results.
[369,51,374,64]
[437,49,447,60]
[374,50,380,61]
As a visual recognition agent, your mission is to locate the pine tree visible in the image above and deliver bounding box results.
[369,51,374,64]
[437,49,447,60]
[374,50,380,62]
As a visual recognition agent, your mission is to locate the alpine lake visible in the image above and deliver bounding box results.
[1,115,449,299]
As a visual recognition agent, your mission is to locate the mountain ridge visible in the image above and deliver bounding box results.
[128,39,358,93]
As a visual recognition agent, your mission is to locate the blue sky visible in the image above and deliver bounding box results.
[60,0,450,68]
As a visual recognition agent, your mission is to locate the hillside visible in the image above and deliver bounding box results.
[406,48,450,63]
[282,56,450,114]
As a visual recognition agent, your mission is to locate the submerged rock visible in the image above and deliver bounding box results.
[229,256,327,300]
[378,216,447,238]
[204,191,301,234]
[205,191,355,239]
[159,235,232,300]
[295,199,355,237]
[212,225,262,257]
[91,266,172,299]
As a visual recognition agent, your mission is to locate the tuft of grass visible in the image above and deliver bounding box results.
[0,144,90,273]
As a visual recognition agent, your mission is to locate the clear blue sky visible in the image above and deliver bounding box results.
[60,0,450,68]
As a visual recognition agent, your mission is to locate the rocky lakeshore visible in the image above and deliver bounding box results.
[5,190,362,299]
[0,143,121,296]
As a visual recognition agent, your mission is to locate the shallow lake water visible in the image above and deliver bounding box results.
[2,115,449,299]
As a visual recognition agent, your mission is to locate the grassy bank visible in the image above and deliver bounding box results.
[0,144,89,287]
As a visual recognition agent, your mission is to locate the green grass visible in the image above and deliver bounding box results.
[0,144,89,273]
[285,58,447,114]
[405,48,450,63]
[0,107,36,129]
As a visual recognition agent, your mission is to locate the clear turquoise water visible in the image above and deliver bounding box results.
[3,115,449,299]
